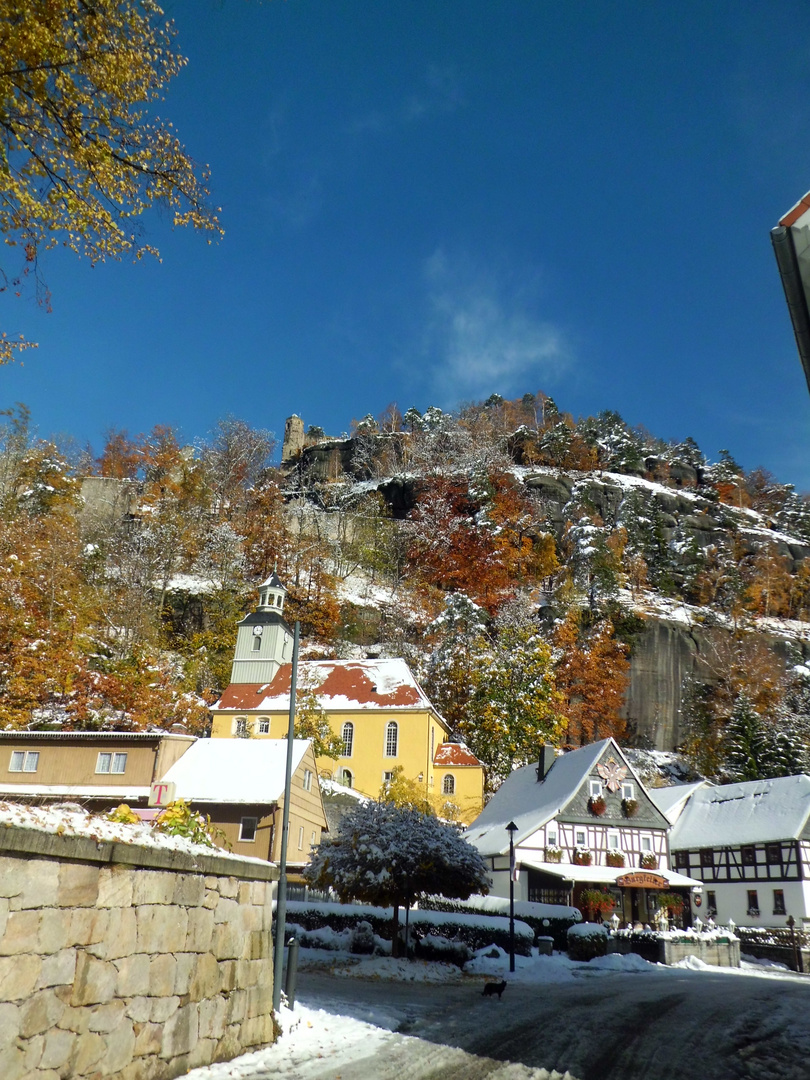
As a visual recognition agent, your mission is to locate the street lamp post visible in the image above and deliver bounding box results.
[506,821,517,974]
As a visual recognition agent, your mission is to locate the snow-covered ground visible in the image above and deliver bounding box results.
[177,940,810,1080]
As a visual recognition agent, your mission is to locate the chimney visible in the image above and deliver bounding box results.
[536,744,557,782]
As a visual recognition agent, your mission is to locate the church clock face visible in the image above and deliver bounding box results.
[253,625,263,636]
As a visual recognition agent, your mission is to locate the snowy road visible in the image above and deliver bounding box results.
[295,965,810,1080]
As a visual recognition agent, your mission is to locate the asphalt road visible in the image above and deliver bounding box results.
[296,967,810,1080]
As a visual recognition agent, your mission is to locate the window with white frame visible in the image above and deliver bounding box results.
[384,721,398,758]
[608,831,620,850]
[575,829,587,846]
[96,752,127,775]
[234,717,248,737]
[239,817,257,842]
[252,635,262,652]
[302,769,313,791]
[9,750,39,773]
[341,768,353,788]
[641,835,653,852]
[257,719,270,734]
[382,770,394,788]
[589,779,603,798]
[341,722,354,758]
[442,774,455,795]
[547,828,558,846]
[298,826,304,850]
[621,782,635,800]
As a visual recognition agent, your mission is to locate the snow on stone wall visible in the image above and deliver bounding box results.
[0,826,279,1080]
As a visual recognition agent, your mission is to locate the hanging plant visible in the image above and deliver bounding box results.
[657,892,685,916]
[621,798,638,818]
[578,887,616,921]
[588,795,607,816]
[606,851,625,867]
[640,852,658,870]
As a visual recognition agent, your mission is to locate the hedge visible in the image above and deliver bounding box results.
[425,895,581,949]
[283,901,535,956]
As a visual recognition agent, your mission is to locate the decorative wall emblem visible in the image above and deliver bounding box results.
[597,758,627,792]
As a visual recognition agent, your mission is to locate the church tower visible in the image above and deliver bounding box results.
[229,572,294,684]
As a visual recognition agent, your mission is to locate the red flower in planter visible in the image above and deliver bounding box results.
[588,795,607,816]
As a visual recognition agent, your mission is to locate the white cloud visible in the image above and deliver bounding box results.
[421,250,571,404]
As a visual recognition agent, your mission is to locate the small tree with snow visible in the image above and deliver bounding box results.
[303,801,490,956]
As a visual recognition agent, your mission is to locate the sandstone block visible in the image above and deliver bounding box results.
[198,995,227,1041]
[115,953,151,997]
[149,996,180,1024]
[185,907,214,952]
[149,953,177,997]
[214,1026,242,1064]
[98,865,134,908]
[1,908,41,953]
[133,1020,163,1058]
[57,861,99,907]
[38,908,72,954]
[1,856,59,909]
[136,905,188,954]
[172,874,205,908]
[188,1036,217,1070]
[70,1030,106,1074]
[225,989,246,1025]
[249,930,271,961]
[212,921,243,960]
[189,953,220,1001]
[0,954,41,1000]
[124,997,152,1025]
[202,889,219,910]
[87,999,125,1032]
[118,1057,174,1080]
[0,896,9,939]
[218,959,237,993]
[69,906,108,947]
[174,952,196,996]
[247,984,273,1019]
[22,1031,44,1070]
[240,1011,276,1048]
[105,1017,137,1072]
[40,1027,76,1071]
[69,951,117,1007]
[238,881,251,904]
[38,947,77,989]
[56,1001,90,1035]
[0,1000,21,1051]
[20,988,65,1038]
[213,896,239,925]
[250,880,268,906]
[218,876,239,899]
[96,906,136,960]
[132,870,175,906]
[160,1001,199,1059]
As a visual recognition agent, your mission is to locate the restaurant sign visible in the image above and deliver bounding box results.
[615,872,668,889]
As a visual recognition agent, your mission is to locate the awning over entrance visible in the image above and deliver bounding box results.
[518,859,701,890]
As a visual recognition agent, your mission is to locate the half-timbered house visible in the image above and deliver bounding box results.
[654,775,810,928]
[465,738,700,926]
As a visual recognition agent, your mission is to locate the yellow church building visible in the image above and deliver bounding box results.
[210,574,485,824]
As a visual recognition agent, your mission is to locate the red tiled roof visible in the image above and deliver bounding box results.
[433,742,481,767]
[214,658,432,712]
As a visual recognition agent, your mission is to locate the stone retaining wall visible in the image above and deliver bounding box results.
[0,826,279,1080]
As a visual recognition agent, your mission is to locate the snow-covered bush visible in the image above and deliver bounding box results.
[425,896,581,949]
[350,920,376,954]
[414,933,471,967]
[567,922,608,962]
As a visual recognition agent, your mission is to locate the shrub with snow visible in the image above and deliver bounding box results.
[567,922,608,962]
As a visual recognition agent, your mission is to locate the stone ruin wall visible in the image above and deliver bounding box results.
[0,828,278,1080]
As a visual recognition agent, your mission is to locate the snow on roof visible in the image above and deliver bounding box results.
[215,658,443,718]
[464,740,617,856]
[0,730,194,742]
[517,857,701,889]
[648,782,709,824]
[669,775,810,849]
[433,742,481,767]
[160,738,311,804]
[0,784,150,799]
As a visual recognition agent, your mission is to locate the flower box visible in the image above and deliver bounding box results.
[573,849,592,866]
[640,853,658,870]
[606,851,625,868]
[621,798,638,818]
[544,846,562,863]
[588,796,607,817]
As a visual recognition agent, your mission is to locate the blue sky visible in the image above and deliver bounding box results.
[4,0,810,490]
